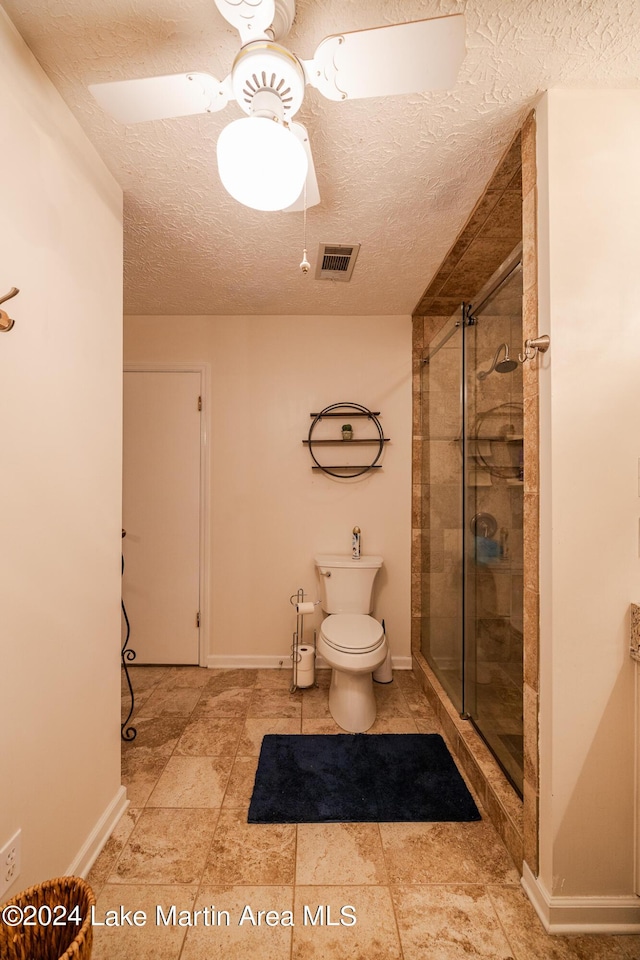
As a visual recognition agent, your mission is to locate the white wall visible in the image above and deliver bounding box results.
[0,7,123,894]
[124,315,412,667]
[535,90,640,918]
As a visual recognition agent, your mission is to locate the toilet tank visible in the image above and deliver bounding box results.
[314,554,383,614]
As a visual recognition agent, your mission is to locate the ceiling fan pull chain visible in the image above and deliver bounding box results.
[300,179,310,274]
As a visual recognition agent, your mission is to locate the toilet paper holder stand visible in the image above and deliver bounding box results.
[289,588,319,692]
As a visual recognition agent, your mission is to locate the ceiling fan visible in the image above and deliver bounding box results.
[89,0,466,212]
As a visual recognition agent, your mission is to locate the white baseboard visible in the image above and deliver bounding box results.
[391,657,412,670]
[206,654,413,671]
[66,785,128,879]
[522,862,640,933]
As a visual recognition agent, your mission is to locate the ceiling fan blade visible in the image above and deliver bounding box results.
[303,14,465,102]
[283,123,320,212]
[214,0,276,44]
[89,73,232,124]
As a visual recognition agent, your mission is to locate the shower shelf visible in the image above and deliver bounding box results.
[473,435,523,442]
[457,435,523,443]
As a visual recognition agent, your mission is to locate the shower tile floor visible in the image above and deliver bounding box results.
[87,666,640,959]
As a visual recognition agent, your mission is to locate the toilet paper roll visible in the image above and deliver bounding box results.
[296,646,315,688]
[296,601,316,615]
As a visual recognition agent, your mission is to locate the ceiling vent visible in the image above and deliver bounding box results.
[315,243,360,281]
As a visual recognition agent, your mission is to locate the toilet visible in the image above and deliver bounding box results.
[314,554,388,733]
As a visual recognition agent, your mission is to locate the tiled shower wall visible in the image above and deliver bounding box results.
[411,115,540,873]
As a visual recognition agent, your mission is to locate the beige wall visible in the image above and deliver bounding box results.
[0,7,123,893]
[535,90,640,909]
[124,315,412,667]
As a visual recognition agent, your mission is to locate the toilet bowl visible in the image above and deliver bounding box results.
[317,613,388,732]
[314,554,388,733]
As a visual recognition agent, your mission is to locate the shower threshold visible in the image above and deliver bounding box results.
[412,649,524,872]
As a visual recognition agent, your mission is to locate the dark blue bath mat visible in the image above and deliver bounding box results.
[247,734,481,823]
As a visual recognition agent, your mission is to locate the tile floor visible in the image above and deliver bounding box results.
[87,665,640,959]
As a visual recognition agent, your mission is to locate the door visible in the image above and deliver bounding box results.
[123,370,202,664]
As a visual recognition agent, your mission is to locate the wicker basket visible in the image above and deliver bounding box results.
[0,876,95,960]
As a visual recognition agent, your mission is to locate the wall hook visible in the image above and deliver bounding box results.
[0,286,19,306]
[0,287,19,333]
[519,334,550,363]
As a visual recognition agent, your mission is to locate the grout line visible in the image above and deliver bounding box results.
[386,884,406,960]
[175,664,252,960]
[376,821,407,958]
[485,883,525,960]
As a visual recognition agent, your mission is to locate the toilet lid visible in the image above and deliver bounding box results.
[320,614,384,653]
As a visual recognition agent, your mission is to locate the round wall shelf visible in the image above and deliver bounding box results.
[303,401,389,478]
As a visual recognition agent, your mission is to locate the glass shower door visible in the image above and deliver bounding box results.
[464,266,524,793]
[419,266,524,794]
[420,309,464,714]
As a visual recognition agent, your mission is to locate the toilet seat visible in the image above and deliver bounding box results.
[320,614,384,654]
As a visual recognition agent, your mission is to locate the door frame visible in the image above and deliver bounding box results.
[123,362,211,667]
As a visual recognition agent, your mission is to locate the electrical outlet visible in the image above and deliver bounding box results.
[0,829,21,902]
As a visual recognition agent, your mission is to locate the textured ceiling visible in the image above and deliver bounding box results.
[3,0,640,315]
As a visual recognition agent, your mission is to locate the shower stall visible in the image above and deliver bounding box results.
[420,247,524,794]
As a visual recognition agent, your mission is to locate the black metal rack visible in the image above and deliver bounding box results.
[121,529,137,742]
[304,402,390,478]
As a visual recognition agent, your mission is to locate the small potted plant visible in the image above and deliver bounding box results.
[341,423,353,441]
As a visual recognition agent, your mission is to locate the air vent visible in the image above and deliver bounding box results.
[316,243,360,282]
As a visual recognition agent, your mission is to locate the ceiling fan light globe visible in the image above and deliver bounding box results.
[217,116,308,212]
